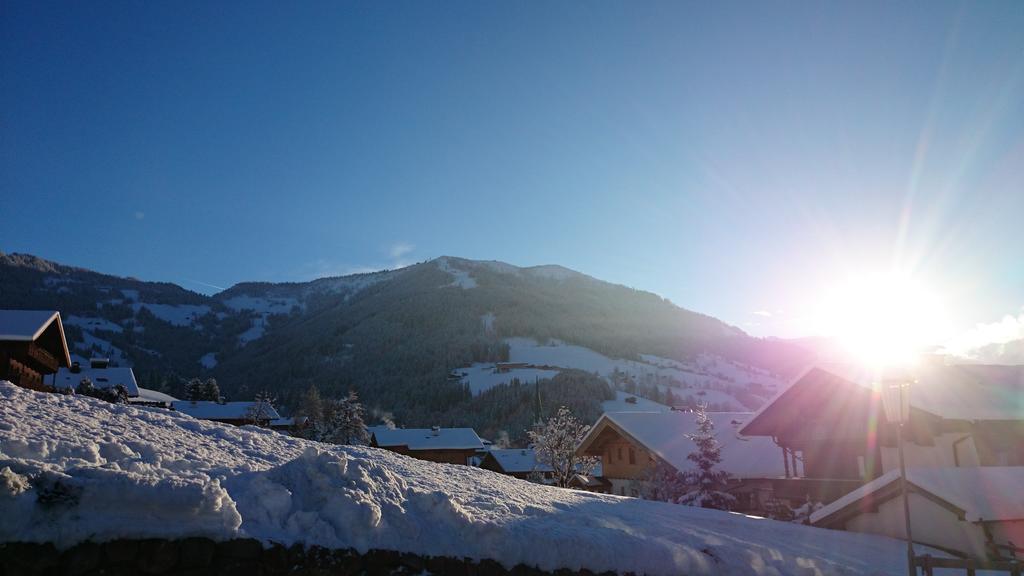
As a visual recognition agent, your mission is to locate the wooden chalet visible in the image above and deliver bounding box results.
[739,362,1024,506]
[480,448,554,480]
[370,426,484,465]
[576,411,787,511]
[0,310,71,391]
[171,400,281,426]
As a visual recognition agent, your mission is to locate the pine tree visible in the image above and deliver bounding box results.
[678,403,735,510]
[295,385,324,439]
[319,391,369,445]
[200,378,221,402]
[184,378,204,401]
[528,406,598,488]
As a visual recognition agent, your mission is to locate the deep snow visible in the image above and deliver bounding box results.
[1,382,937,575]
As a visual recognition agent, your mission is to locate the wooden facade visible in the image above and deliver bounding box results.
[372,443,480,466]
[0,311,71,391]
[740,366,1024,486]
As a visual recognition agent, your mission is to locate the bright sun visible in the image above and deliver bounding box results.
[815,272,950,367]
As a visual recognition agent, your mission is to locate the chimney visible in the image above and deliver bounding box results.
[90,358,109,369]
[431,425,440,436]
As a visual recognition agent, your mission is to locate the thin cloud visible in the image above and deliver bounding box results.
[945,306,1024,357]
[752,310,773,317]
[389,242,414,260]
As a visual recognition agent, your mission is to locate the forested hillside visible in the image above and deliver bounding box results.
[0,252,814,439]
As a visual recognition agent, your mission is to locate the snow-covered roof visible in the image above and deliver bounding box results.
[601,391,672,413]
[171,400,281,421]
[742,363,1024,435]
[580,411,786,479]
[131,387,179,404]
[372,427,484,451]
[487,448,553,473]
[0,310,61,341]
[812,467,1024,525]
[0,310,71,367]
[54,366,140,397]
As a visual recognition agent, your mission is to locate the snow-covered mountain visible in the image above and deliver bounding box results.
[0,252,814,430]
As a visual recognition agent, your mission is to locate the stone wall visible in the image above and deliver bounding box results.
[0,538,624,576]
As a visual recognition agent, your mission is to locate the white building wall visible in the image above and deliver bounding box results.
[880,434,979,473]
[843,493,988,558]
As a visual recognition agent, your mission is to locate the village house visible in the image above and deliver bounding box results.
[0,310,71,391]
[171,400,281,426]
[479,447,612,492]
[575,410,786,510]
[480,448,554,480]
[370,426,484,465]
[738,363,1024,487]
[740,361,1024,558]
[54,358,141,397]
[810,467,1024,560]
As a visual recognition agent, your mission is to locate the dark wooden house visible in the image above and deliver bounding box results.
[739,362,1024,503]
[370,426,484,465]
[0,310,71,391]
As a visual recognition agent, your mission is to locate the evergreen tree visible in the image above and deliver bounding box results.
[184,378,203,401]
[294,384,324,439]
[528,406,598,488]
[678,403,735,510]
[318,391,369,445]
[200,378,221,402]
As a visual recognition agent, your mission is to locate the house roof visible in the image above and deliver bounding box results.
[371,427,484,451]
[171,400,281,421]
[0,310,61,341]
[579,411,786,479]
[131,387,179,404]
[487,448,553,473]
[0,310,71,367]
[811,466,1024,526]
[54,366,140,397]
[741,362,1024,438]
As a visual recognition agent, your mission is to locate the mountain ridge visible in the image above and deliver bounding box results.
[0,251,814,436]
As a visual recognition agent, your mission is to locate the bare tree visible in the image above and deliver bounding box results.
[528,406,598,488]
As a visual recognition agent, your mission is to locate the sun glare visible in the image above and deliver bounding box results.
[815,272,950,368]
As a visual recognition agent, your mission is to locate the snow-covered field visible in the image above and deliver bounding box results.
[1,382,935,575]
[458,338,781,410]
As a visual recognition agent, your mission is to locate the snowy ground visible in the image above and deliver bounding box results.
[458,338,780,410]
[1,381,948,575]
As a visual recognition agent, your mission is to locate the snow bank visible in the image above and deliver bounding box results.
[1,381,927,575]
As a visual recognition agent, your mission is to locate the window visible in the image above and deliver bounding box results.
[617,447,623,461]
[629,447,636,465]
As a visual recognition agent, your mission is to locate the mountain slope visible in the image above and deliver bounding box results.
[0,252,814,431]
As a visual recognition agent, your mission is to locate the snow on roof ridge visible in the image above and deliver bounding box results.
[0,309,61,341]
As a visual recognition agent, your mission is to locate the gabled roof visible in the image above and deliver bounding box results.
[485,448,554,473]
[811,466,1024,526]
[132,387,179,404]
[171,400,281,421]
[371,427,484,451]
[741,363,1024,438]
[54,366,140,397]
[0,310,71,367]
[579,411,786,479]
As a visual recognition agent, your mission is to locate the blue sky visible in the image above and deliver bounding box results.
[2,1,1023,343]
